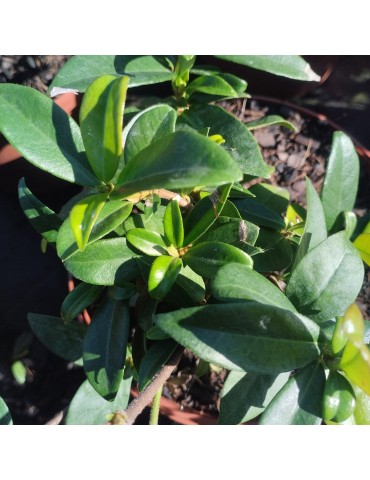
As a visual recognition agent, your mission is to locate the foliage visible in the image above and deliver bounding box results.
[0,55,368,425]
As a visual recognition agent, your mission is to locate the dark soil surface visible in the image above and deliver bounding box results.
[0,55,369,425]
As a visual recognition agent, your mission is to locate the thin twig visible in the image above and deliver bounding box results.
[116,346,184,425]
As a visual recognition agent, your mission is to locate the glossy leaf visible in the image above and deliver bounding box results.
[57,200,133,261]
[218,371,290,424]
[146,326,170,341]
[248,183,290,216]
[245,115,296,131]
[179,104,272,178]
[80,75,129,182]
[61,282,104,323]
[164,265,206,308]
[183,241,253,278]
[292,178,327,270]
[214,55,320,81]
[0,397,12,425]
[122,205,166,236]
[126,228,169,256]
[197,217,259,247]
[253,228,292,272]
[148,256,182,300]
[164,198,184,248]
[155,302,322,374]
[28,313,86,362]
[116,131,243,195]
[340,342,370,396]
[18,178,62,246]
[83,298,130,400]
[344,211,357,239]
[0,83,99,186]
[321,132,360,232]
[286,232,364,323]
[332,303,364,356]
[65,238,139,286]
[183,184,231,246]
[11,360,27,385]
[123,104,177,165]
[65,370,133,425]
[211,263,296,312]
[322,371,356,423]
[49,55,174,92]
[259,361,325,425]
[233,198,286,230]
[353,233,370,266]
[138,339,178,391]
[352,383,370,424]
[107,284,137,302]
[69,193,108,250]
[186,74,244,98]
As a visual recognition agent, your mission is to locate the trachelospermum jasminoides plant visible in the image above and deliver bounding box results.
[0,55,369,425]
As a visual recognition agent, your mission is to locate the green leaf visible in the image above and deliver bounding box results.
[148,256,182,300]
[321,132,360,232]
[57,200,133,261]
[332,303,364,356]
[107,284,137,302]
[233,198,286,230]
[138,339,178,391]
[183,241,253,278]
[49,55,174,92]
[11,360,27,385]
[126,228,169,256]
[121,205,166,236]
[61,282,104,323]
[155,302,322,374]
[344,211,357,239]
[123,105,177,166]
[340,342,370,396]
[135,292,158,332]
[214,55,320,82]
[211,263,296,312]
[28,313,86,362]
[116,131,243,195]
[83,298,130,400]
[179,105,272,178]
[183,184,232,246]
[0,83,99,186]
[218,371,290,424]
[186,74,244,99]
[163,198,184,248]
[352,383,370,424]
[286,232,364,323]
[80,75,129,182]
[65,370,133,425]
[146,326,170,341]
[245,114,296,131]
[322,371,356,423]
[353,233,370,266]
[18,178,62,246]
[248,183,290,216]
[253,228,293,272]
[292,178,327,270]
[69,193,108,251]
[259,361,325,424]
[0,397,12,425]
[164,265,206,308]
[197,217,259,247]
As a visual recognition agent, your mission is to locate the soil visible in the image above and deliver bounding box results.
[0,56,369,425]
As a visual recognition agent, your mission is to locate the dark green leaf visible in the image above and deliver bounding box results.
[126,228,169,256]
[164,198,184,248]
[121,205,166,236]
[214,55,320,82]
[49,55,174,92]
[83,298,130,400]
[107,284,137,301]
[218,371,289,424]
[146,326,170,341]
[183,184,231,246]
[211,263,296,312]
[155,302,322,374]
[65,238,139,286]
[138,339,178,391]
[179,105,272,178]
[116,131,243,195]
[183,241,253,278]
[61,282,104,323]
[253,228,293,272]
[259,361,325,424]
[0,83,99,186]
[148,256,182,300]
[323,371,356,423]
[197,217,259,247]
[233,198,285,230]
[28,313,86,362]
[18,178,62,246]
[163,265,206,308]
[245,115,296,131]
[65,368,133,425]
[321,132,360,232]
[286,232,364,323]
[248,183,290,216]
[80,75,129,182]
[135,292,158,332]
[0,397,12,425]
[57,200,133,261]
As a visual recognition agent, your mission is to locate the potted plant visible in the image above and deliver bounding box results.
[0,55,369,425]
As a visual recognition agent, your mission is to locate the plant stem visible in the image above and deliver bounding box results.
[118,345,184,425]
[149,386,163,425]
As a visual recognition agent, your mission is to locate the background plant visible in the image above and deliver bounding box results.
[0,55,368,425]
